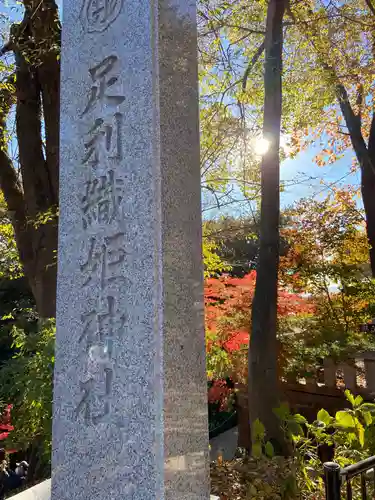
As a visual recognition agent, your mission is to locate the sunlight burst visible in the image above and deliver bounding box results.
[254,137,270,156]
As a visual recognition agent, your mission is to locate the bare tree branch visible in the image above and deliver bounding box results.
[0,0,44,57]
[242,41,265,91]
[365,0,375,18]
[0,42,12,57]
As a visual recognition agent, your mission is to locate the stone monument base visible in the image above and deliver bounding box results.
[8,480,219,500]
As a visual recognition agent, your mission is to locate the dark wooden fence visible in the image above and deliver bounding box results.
[237,350,375,449]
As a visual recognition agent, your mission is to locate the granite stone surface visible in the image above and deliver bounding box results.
[9,481,219,500]
[8,480,51,500]
[54,0,210,499]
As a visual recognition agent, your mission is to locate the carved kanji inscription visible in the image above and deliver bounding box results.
[80,232,127,289]
[81,170,124,228]
[81,56,124,116]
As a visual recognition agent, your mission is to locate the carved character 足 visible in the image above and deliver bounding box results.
[81,55,124,116]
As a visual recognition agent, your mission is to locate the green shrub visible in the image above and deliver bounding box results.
[0,319,55,481]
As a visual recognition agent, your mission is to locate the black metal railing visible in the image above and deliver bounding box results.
[324,457,375,499]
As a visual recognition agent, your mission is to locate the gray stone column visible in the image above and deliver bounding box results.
[53,1,210,499]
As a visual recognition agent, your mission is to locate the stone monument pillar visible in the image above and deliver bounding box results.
[53,1,210,499]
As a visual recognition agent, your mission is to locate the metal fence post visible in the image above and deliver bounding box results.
[324,462,341,500]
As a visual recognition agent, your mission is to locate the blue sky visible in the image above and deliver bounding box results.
[203,145,360,217]
[280,147,360,207]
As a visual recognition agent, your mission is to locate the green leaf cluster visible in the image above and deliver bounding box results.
[0,319,55,480]
[273,391,375,496]
[251,418,275,459]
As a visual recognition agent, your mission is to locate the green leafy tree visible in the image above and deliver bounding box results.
[281,190,374,332]
[276,391,375,497]
[204,214,291,276]
[198,0,375,278]
[277,190,375,380]
[204,217,260,276]
[287,0,375,276]
[0,191,22,280]
[0,320,55,481]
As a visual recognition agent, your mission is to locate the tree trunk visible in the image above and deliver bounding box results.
[292,6,375,278]
[248,0,286,452]
[363,115,375,277]
[336,84,375,277]
[0,0,60,317]
[361,159,375,277]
